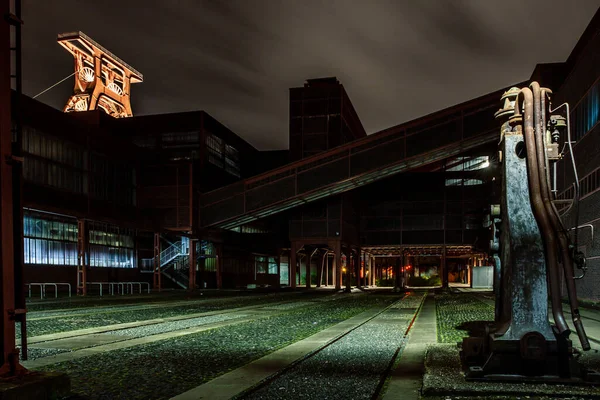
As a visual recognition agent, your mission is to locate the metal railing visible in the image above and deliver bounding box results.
[87,281,151,296]
[26,283,72,299]
[198,86,511,229]
[160,241,186,267]
[200,129,498,229]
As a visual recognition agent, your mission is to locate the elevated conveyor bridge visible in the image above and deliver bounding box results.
[200,87,512,230]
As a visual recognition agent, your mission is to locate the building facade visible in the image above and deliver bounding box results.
[14,9,600,299]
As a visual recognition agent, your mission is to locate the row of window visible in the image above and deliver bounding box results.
[228,225,269,234]
[23,212,136,268]
[255,256,278,274]
[445,156,489,172]
[572,80,600,141]
[22,126,136,205]
[24,238,135,268]
[23,126,86,169]
[445,179,484,186]
[206,133,241,177]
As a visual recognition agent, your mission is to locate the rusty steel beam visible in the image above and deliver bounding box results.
[153,233,161,291]
[77,219,88,296]
[188,239,196,290]
[0,0,25,376]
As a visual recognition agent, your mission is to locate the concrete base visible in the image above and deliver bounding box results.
[423,344,600,398]
[0,371,70,400]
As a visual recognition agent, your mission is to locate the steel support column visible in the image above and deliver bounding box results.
[290,242,297,289]
[333,240,341,290]
[153,233,161,292]
[188,239,196,290]
[0,0,24,375]
[345,247,352,293]
[441,245,448,288]
[276,249,281,288]
[77,219,88,296]
[216,243,222,290]
[355,248,361,288]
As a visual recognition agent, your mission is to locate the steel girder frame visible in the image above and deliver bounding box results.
[201,129,498,230]
[1,0,26,377]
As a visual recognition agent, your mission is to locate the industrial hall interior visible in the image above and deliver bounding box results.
[2,1,600,400]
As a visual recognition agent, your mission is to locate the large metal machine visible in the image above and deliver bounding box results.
[460,82,598,383]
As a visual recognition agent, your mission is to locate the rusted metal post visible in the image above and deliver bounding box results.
[215,243,223,289]
[441,245,448,288]
[345,247,352,293]
[334,240,341,290]
[77,219,88,296]
[355,248,361,288]
[10,0,26,362]
[188,239,196,290]
[276,249,281,288]
[290,242,297,289]
[153,233,161,292]
[0,0,24,375]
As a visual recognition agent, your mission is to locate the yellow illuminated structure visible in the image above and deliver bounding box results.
[58,31,143,118]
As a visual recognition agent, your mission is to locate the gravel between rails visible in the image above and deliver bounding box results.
[37,294,397,400]
[242,293,425,400]
[103,313,249,338]
[22,292,325,338]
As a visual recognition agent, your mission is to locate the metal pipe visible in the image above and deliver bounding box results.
[514,87,569,334]
[532,83,590,350]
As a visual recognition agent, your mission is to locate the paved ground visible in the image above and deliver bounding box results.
[10,288,600,400]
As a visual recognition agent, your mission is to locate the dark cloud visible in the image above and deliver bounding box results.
[22,1,599,150]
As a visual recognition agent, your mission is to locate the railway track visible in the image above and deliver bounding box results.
[231,291,428,400]
[21,294,367,367]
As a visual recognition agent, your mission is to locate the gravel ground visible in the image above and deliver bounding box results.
[22,292,323,338]
[435,293,494,343]
[37,294,398,400]
[104,313,248,337]
[243,296,417,400]
[423,343,600,398]
[260,301,315,310]
[18,347,72,361]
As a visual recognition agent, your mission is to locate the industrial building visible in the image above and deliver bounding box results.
[3,1,600,398]
[7,8,600,302]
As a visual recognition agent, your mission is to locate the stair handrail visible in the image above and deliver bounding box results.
[158,241,186,267]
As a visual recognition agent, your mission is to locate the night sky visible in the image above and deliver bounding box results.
[22,1,599,150]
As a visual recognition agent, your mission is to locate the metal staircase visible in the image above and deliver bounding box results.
[157,240,189,289]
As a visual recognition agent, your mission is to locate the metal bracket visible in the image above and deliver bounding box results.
[7,308,26,321]
[569,224,594,243]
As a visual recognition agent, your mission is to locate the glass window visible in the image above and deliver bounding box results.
[573,81,599,141]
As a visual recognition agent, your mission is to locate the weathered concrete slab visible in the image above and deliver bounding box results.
[29,333,135,350]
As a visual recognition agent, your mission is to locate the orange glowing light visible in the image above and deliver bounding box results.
[58,31,143,118]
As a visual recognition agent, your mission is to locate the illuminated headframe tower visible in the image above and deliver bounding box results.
[58,31,143,118]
